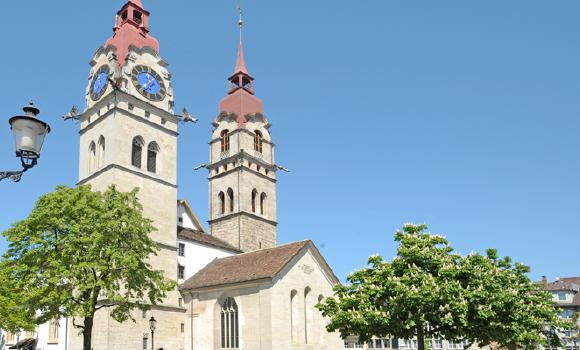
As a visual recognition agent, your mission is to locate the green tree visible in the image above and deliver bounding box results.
[317,224,564,350]
[0,185,175,350]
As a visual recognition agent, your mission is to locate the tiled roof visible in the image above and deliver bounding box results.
[544,277,580,306]
[177,227,241,253]
[179,240,339,290]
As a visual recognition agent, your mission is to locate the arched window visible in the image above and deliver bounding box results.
[260,192,267,215]
[89,141,96,174]
[291,290,299,344]
[147,142,159,173]
[218,192,225,215]
[97,136,105,169]
[227,188,234,213]
[254,130,263,153]
[304,287,313,344]
[132,136,144,168]
[220,297,239,349]
[220,129,230,152]
[251,189,258,213]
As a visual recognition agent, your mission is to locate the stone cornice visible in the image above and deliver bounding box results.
[77,163,178,188]
[208,211,278,226]
[209,163,277,183]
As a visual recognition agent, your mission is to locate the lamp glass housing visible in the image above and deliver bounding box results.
[9,116,50,158]
[149,316,157,331]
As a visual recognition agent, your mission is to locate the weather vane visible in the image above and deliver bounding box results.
[237,5,243,28]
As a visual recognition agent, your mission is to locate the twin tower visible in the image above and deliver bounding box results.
[79,0,277,258]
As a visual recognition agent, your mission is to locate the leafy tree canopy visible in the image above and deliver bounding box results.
[317,224,566,350]
[0,185,175,350]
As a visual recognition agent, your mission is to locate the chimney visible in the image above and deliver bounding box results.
[542,275,548,287]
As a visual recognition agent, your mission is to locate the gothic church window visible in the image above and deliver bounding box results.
[227,188,234,213]
[89,141,96,174]
[178,264,185,279]
[260,192,267,215]
[304,287,313,344]
[290,290,299,344]
[220,129,230,152]
[254,130,263,153]
[219,191,225,214]
[147,142,159,173]
[220,297,239,349]
[132,136,145,168]
[251,189,258,213]
[97,136,105,169]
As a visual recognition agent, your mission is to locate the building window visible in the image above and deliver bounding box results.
[291,290,299,344]
[147,142,159,173]
[304,287,313,344]
[219,191,225,214]
[227,188,234,213]
[178,243,185,257]
[178,264,185,279]
[142,334,148,350]
[178,297,183,307]
[133,11,142,24]
[89,141,96,173]
[558,292,567,301]
[433,339,443,349]
[220,297,239,349]
[142,310,147,319]
[448,340,464,349]
[132,136,144,168]
[260,192,267,215]
[181,323,185,333]
[178,216,183,225]
[220,129,230,152]
[97,136,105,169]
[251,189,258,213]
[254,130,263,153]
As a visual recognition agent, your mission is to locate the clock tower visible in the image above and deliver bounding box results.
[75,1,183,349]
[208,16,278,252]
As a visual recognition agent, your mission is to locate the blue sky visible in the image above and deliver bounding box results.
[1,1,579,282]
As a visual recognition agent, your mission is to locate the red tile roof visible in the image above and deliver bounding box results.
[177,227,241,253]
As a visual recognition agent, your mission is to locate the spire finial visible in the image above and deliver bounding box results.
[234,6,248,74]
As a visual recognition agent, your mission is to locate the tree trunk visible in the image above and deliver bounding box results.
[83,316,94,350]
[417,326,426,350]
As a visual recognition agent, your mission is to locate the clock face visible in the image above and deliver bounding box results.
[131,65,167,102]
[90,65,110,101]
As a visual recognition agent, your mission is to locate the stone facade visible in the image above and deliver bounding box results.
[181,244,344,350]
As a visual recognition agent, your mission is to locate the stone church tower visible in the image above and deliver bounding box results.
[208,16,278,252]
[75,1,183,349]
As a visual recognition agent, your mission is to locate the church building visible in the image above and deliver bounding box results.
[0,1,344,350]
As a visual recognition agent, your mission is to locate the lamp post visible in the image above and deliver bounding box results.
[1,102,51,182]
[15,329,21,350]
[149,316,157,350]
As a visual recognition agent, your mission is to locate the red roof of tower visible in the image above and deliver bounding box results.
[219,12,263,128]
[104,0,159,67]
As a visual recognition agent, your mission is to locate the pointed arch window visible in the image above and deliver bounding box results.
[97,136,105,169]
[147,142,159,173]
[89,141,96,174]
[304,287,313,344]
[251,189,258,213]
[290,290,299,344]
[254,130,263,153]
[220,297,239,349]
[132,136,144,168]
[218,191,225,215]
[260,192,267,215]
[227,188,234,213]
[220,129,230,152]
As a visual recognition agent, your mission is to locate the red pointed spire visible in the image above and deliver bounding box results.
[220,9,263,128]
[234,10,248,74]
[105,0,159,67]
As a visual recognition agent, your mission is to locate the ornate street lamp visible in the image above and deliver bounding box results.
[1,102,51,182]
[149,316,157,350]
[15,329,21,350]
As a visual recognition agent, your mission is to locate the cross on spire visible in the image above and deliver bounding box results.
[234,6,248,74]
